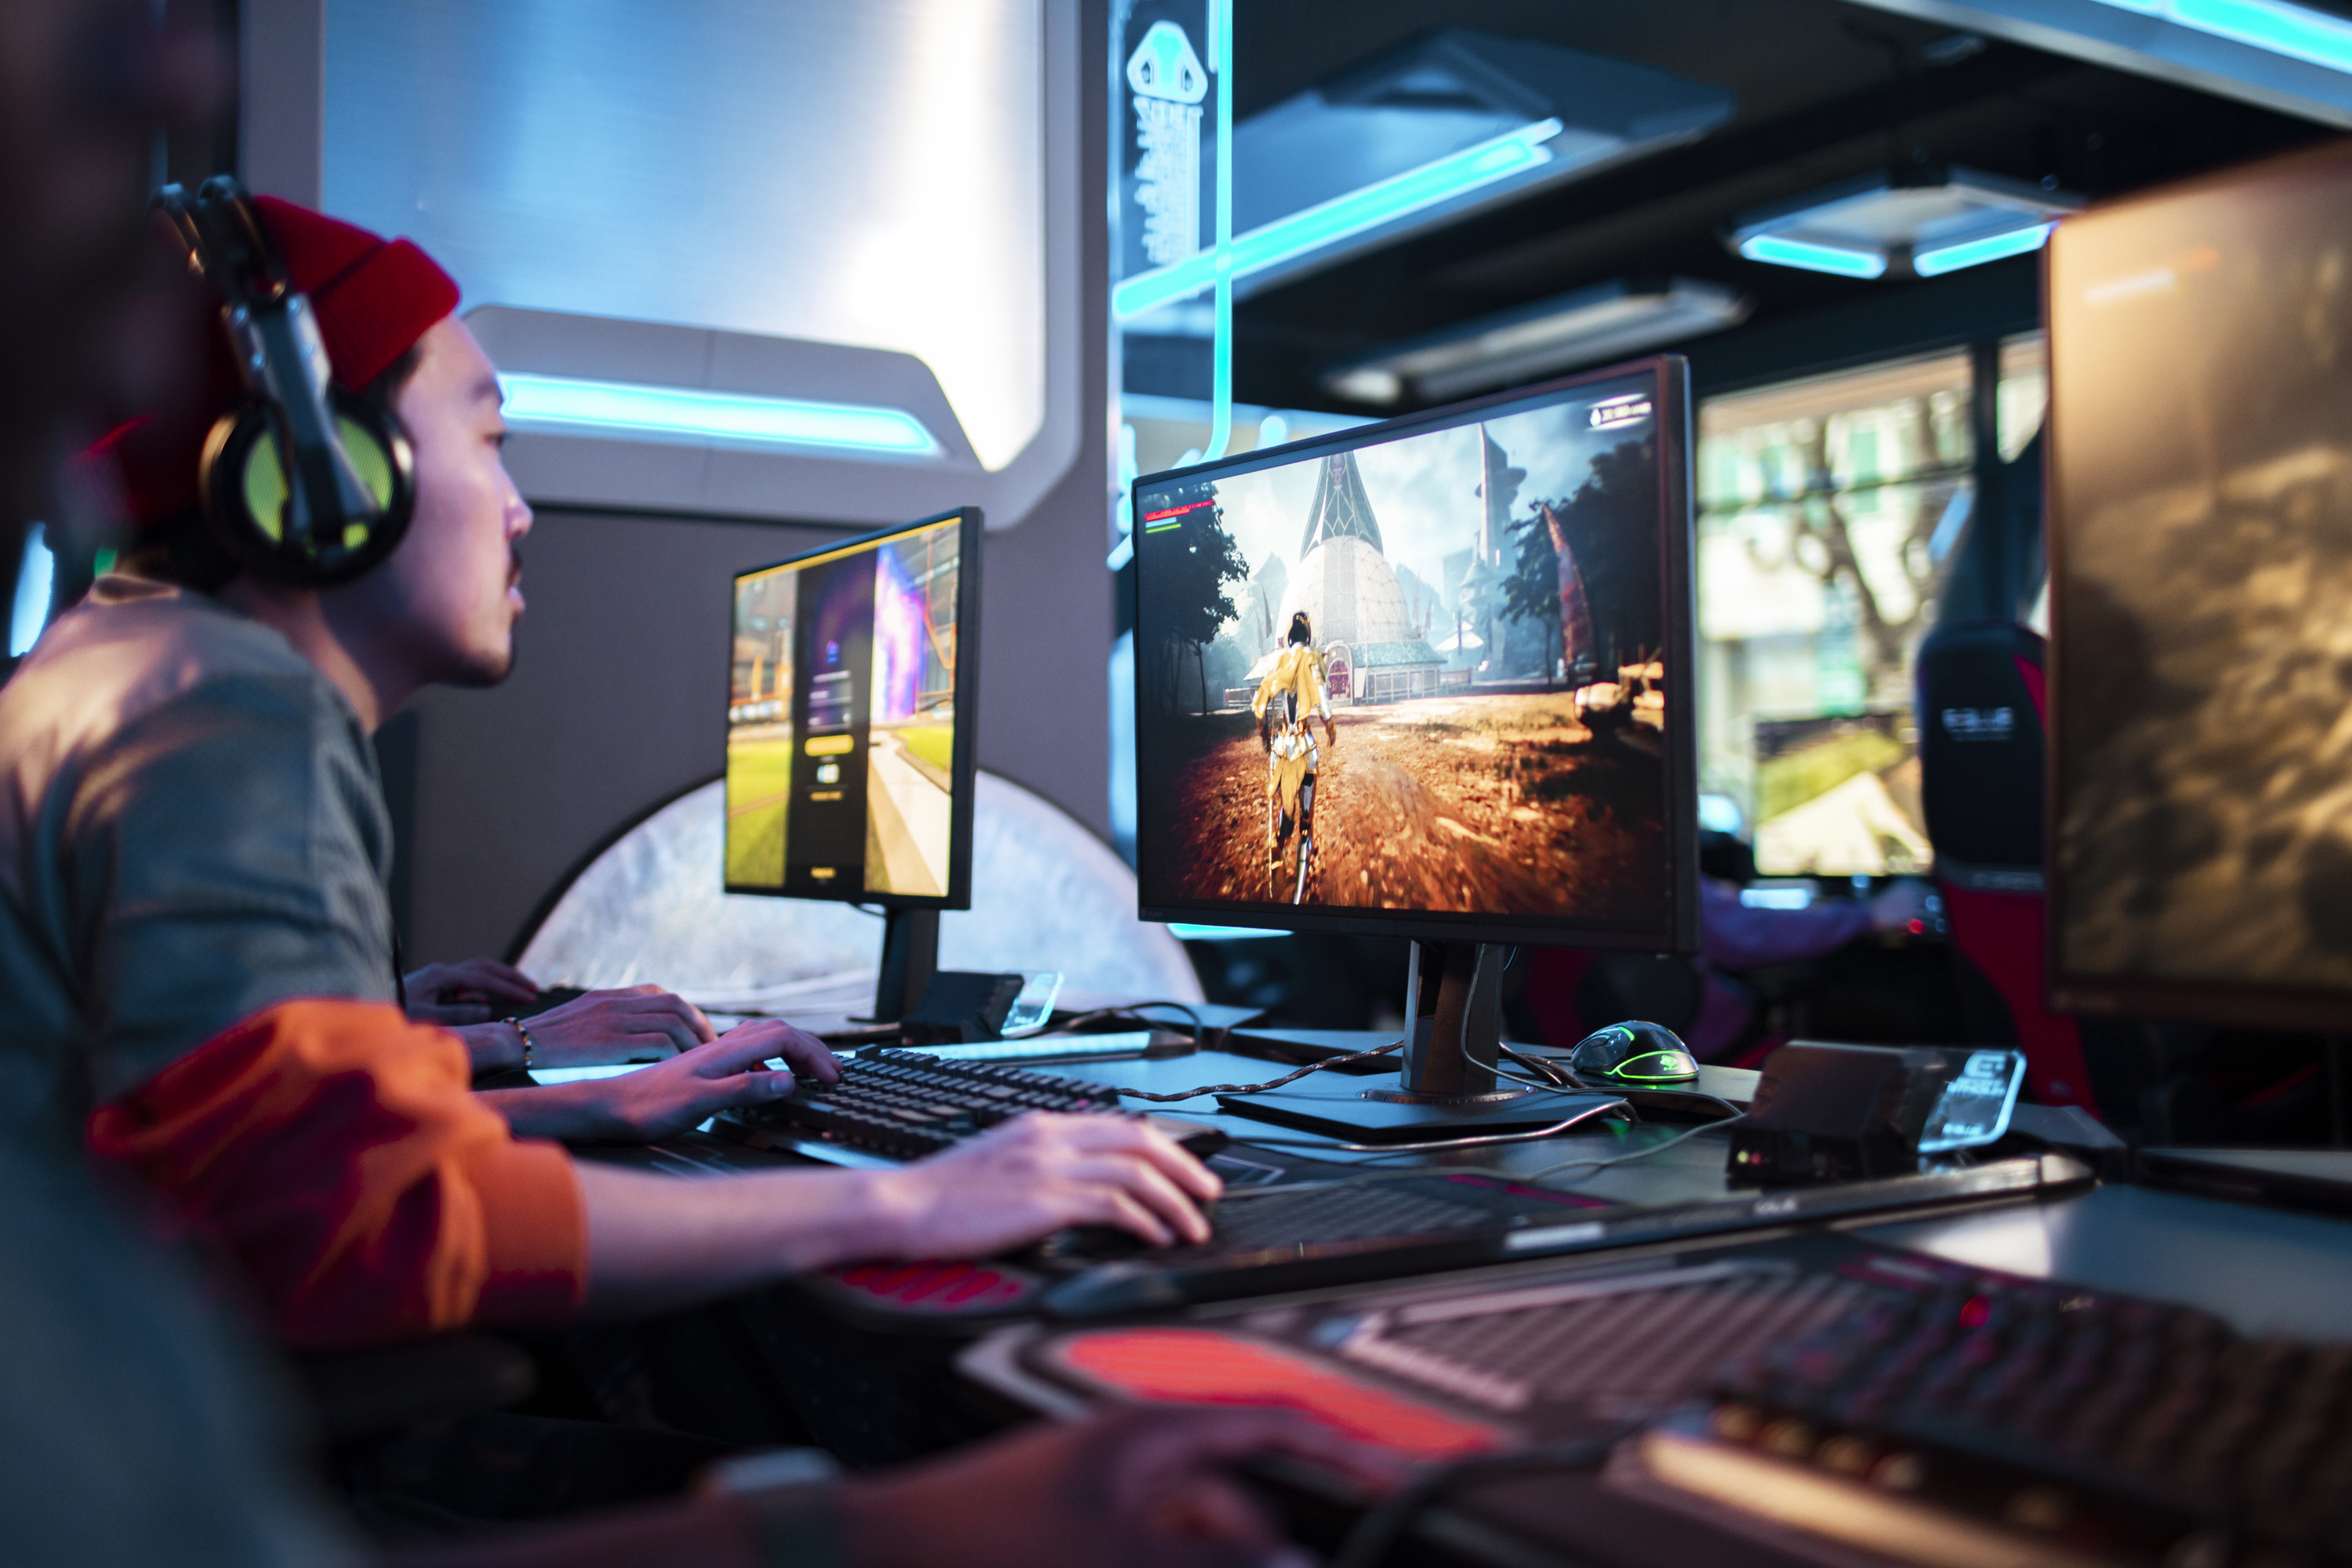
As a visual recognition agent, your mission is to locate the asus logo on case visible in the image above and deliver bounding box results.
[1940,706,2014,742]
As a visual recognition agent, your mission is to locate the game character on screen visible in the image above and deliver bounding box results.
[1253,611,1339,903]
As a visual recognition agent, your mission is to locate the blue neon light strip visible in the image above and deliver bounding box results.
[1735,233,1889,279]
[1203,0,1236,463]
[499,373,941,457]
[1112,118,1563,321]
[9,524,53,658]
[1913,222,2057,278]
[1167,923,1288,940]
[2089,0,2352,74]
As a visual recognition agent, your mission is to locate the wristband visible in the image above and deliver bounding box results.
[508,1016,535,1072]
[699,1448,843,1568]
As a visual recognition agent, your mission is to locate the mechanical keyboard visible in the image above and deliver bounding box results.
[1641,1263,2352,1566]
[970,1233,2352,1565]
[734,1047,1138,1160]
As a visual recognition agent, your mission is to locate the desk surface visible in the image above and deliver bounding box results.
[1013,1043,2352,1334]
[630,1036,2352,1336]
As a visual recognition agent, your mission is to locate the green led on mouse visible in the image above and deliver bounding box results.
[1568,1021,1699,1085]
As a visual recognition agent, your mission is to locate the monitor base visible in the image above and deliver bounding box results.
[1360,1084,1526,1106]
[1217,1070,1621,1143]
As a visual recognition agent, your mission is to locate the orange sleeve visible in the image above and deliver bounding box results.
[86,998,586,1350]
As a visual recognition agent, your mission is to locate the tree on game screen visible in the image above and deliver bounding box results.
[1503,436,1662,677]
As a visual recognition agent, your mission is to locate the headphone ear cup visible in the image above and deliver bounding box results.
[199,390,416,586]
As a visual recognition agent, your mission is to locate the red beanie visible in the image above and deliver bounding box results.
[87,196,460,528]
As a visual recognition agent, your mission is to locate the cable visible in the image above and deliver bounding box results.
[1113,1040,1403,1102]
[1332,1437,1623,1568]
[1491,1062,1575,1095]
[1497,1041,1574,1089]
[1524,1114,1744,1181]
[1218,1112,1740,1192]
[1057,1000,1207,1032]
[1212,1164,1526,1200]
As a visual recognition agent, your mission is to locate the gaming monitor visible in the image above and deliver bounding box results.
[2046,141,2352,1030]
[1751,710,1933,878]
[1131,358,1699,956]
[725,508,979,916]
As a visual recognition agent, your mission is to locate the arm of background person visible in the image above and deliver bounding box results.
[387,1406,1405,1568]
[1699,873,1872,970]
[1698,875,1936,971]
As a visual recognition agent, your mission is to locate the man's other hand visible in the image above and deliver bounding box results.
[403,956,538,1024]
[525,984,720,1067]
[575,1020,838,1143]
[1867,878,1937,936]
[873,1112,1221,1256]
[840,1405,1407,1568]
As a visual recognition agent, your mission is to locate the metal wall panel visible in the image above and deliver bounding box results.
[316,0,1063,491]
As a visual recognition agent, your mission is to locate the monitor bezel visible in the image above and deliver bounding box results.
[722,505,982,913]
[2043,140,2352,1033]
[1129,355,1700,954]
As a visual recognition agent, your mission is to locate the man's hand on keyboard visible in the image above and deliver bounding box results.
[403,956,539,1024]
[489,1020,840,1143]
[873,1111,1221,1254]
[520,984,720,1067]
[582,1020,840,1142]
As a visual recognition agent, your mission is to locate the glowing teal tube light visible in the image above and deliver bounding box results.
[499,374,941,457]
[1112,118,1563,321]
[2092,0,2352,74]
[1204,0,1236,463]
[1735,233,1889,279]
[1913,222,2057,278]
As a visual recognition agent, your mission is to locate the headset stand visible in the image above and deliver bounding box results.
[860,907,939,1023]
[1217,939,1619,1143]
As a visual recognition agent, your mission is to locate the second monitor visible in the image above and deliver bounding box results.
[726,507,980,1018]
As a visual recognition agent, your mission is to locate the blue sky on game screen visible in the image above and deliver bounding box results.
[1200,380,1653,593]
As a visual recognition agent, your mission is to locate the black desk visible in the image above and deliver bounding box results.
[1862,1180,2352,1339]
[612,1036,2352,1529]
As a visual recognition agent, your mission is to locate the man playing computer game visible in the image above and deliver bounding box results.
[0,191,1220,1358]
[0,19,1407,1560]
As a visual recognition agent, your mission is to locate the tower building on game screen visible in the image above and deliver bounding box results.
[1275,451,1443,702]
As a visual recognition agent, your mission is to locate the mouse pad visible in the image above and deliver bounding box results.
[1037,1326,1505,1456]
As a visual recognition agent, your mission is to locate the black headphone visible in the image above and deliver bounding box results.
[154,176,416,586]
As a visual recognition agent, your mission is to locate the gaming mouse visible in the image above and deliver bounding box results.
[1569,1021,1700,1085]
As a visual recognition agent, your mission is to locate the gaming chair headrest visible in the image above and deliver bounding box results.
[1916,619,2047,888]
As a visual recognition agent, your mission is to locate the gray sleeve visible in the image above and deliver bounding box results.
[67,671,398,1101]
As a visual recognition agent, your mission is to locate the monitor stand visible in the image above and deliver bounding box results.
[862,907,938,1023]
[1216,939,1613,1144]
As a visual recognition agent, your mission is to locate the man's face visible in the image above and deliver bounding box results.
[338,317,531,688]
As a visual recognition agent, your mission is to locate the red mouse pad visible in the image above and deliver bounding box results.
[1040,1326,1504,1457]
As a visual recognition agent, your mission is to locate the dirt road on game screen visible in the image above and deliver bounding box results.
[1160,692,1667,920]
